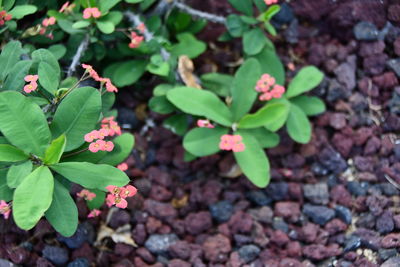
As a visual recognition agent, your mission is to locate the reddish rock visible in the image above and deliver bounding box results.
[395,37,400,56]
[288,183,303,201]
[381,233,400,248]
[332,133,353,157]
[274,202,301,222]
[279,258,303,267]
[227,252,243,267]
[149,185,173,202]
[372,72,399,89]
[393,215,400,229]
[169,241,191,260]
[354,156,375,172]
[228,211,253,234]
[146,167,172,187]
[363,54,388,75]
[358,77,380,97]
[389,4,400,23]
[132,224,147,245]
[354,127,374,146]
[286,241,302,258]
[324,219,348,235]
[143,200,177,222]
[202,234,231,263]
[146,217,162,234]
[184,211,212,235]
[298,223,319,243]
[359,41,385,57]
[302,244,342,261]
[168,259,191,267]
[357,172,378,182]
[270,230,290,247]
[329,113,347,129]
[364,136,381,155]
[330,185,352,207]
[71,243,95,263]
[136,247,155,264]
[114,243,134,258]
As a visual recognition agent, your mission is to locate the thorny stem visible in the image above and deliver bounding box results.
[67,33,90,77]
[172,1,226,24]
[124,11,171,61]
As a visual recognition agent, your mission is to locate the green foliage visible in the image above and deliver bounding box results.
[183,127,228,157]
[286,66,324,98]
[286,104,312,144]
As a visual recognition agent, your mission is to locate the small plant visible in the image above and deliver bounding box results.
[0,41,135,236]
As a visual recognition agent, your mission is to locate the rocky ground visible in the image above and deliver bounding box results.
[1,0,400,266]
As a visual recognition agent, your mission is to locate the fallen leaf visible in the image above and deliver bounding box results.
[178,55,202,89]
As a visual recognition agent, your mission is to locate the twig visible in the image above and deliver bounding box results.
[172,1,226,24]
[124,11,170,61]
[67,34,90,77]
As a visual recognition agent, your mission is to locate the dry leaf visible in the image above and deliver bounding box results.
[219,163,242,178]
[171,194,188,209]
[95,223,137,247]
[178,55,202,89]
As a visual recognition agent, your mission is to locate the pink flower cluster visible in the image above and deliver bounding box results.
[76,189,96,201]
[197,119,214,128]
[0,10,12,26]
[83,7,101,19]
[88,209,101,218]
[59,2,74,13]
[40,16,56,39]
[264,0,278,5]
[0,200,10,219]
[255,74,285,101]
[81,64,118,93]
[219,134,245,152]
[137,23,146,33]
[106,185,137,209]
[84,117,121,153]
[117,163,128,171]
[23,75,39,93]
[129,31,144,49]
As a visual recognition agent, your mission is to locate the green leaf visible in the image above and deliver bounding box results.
[108,60,147,87]
[201,73,233,97]
[98,133,135,166]
[7,161,32,188]
[226,14,246,37]
[263,98,290,132]
[45,179,78,237]
[0,91,51,157]
[0,168,13,201]
[87,189,106,210]
[163,114,188,136]
[44,135,66,165]
[286,66,324,98]
[183,127,229,157]
[147,55,170,76]
[238,102,288,129]
[72,20,91,29]
[240,15,259,25]
[126,0,143,2]
[290,95,326,116]
[50,87,101,152]
[32,49,60,76]
[230,58,261,121]
[3,0,16,10]
[253,0,267,12]
[234,131,270,187]
[243,28,267,55]
[8,5,37,19]
[13,166,54,230]
[243,128,280,148]
[104,11,123,25]
[0,41,22,81]
[149,95,175,114]
[101,92,115,114]
[48,44,67,60]
[38,61,60,94]
[99,0,121,13]
[228,0,253,16]
[286,103,311,144]
[2,60,32,91]
[58,20,86,34]
[0,144,29,162]
[96,20,115,34]
[170,33,206,59]
[252,46,285,85]
[153,84,174,96]
[50,162,129,190]
[167,87,233,127]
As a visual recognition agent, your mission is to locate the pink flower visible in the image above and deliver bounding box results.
[255,73,285,101]
[83,7,101,19]
[117,163,128,171]
[105,79,118,93]
[88,139,105,153]
[219,134,245,152]
[264,0,278,5]
[121,185,137,198]
[197,119,215,128]
[259,92,272,101]
[0,11,12,26]
[88,209,101,218]
[105,185,137,209]
[270,84,285,98]
[0,200,10,219]
[84,130,99,142]
[97,128,110,139]
[59,2,74,13]
[232,142,245,152]
[103,141,114,152]
[102,116,115,124]
[137,23,146,33]
[128,32,144,49]
[106,194,127,208]
[24,75,38,82]
[23,81,38,93]
[42,17,56,27]
[77,189,96,201]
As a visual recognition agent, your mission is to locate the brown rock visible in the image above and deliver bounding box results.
[274,202,301,222]
[381,233,400,248]
[202,234,231,263]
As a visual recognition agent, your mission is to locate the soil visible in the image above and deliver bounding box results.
[1,0,400,266]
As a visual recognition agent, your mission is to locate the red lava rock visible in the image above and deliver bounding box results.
[395,37,400,56]
[115,243,135,258]
[288,183,303,201]
[143,199,177,222]
[279,258,303,267]
[202,234,231,263]
[329,113,347,129]
[324,219,348,235]
[363,54,388,75]
[71,242,95,263]
[302,244,342,261]
[168,259,191,267]
[274,202,301,222]
[270,230,290,247]
[357,172,378,182]
[227,251,244,267]
[380,135,395,156]
[388,4,400,22]
[353,127,374,146]
[146,167,172,188]
[358,77,380,97]
[7,247,30,264]
[354,156,375,172]
[184,211,212,235]
[149,185,173,202]
[169,241,191,260]
[132,224,147,246]
[136,247,155,264]
[393,215,400,229]
[372,72,399,89]
[36,257,55,267]
[381,233,400,248]
[366,194,388,216]
[359,41,385,57]
[332,133,353,157]
[286,241,302,258]
[364,136,381,155]
[228,211,253,234]
[298,223,319,243]
[146,217,162,234]
[330,185,352,207]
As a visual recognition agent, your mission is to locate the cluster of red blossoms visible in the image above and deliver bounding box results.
[197,119,214,128]
[255,73,285,101]
[129,31,144,49]
[0,10,12,26]
[106,185,137,209]
[219,134,245,152]
[23,75,39,93]
[40,16,56,39]
[81,64,118,93]
[264,0,278,5]
[84,117,121,153]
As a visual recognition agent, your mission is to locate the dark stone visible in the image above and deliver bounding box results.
[202,234,231,263]
[363,53,389,75]
[327,79,348,102]
[356,213,376,229]
[237,245,260,263]
[303,204,335,225]
[109,210,131,229]
[354,228,381,250]
[265,182,289,201]
[67,258,89,267]
[272,3,294,25]
[116,107,139,130]
[335,205,352,225]
[144,234,179,255]
[169,241,191,260]
[245,191,271,206]
[318,147,347,174]
[379,183,398,196]
[311,163,329,176]
[344,235,362,252]
[209,201,234,223]
[382,257,400,267]
[378,249,398,261]
[58,222,95,249]
[272,217,289,233]
[42,246,69,266]
[354,21,379,40]
[184,211,212,235]
[303,183,329,205]
[359,41,385,57]
[347,181,368,196]
[143,200,177,222]
[376,211,395,234]
[274,202,301,222]
[334,60,356,91]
